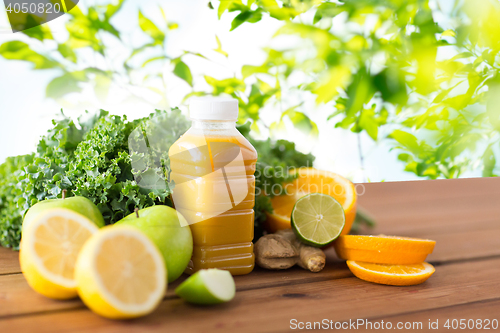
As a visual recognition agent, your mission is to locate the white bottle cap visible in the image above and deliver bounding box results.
[189,97,239,121]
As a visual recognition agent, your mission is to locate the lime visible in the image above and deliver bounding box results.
[175,269,235,305]
[291,193,345,247]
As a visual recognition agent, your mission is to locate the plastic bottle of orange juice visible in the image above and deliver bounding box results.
[169,97,258,275]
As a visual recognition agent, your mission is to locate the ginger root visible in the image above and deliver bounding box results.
[254,229,326,272]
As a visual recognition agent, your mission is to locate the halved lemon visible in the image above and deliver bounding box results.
[266,168,357,235]
[75,226,166,319]
[335,235,436,265]
[347,260,436,286]
[19,208,99,299]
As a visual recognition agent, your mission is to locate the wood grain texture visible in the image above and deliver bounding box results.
[2,232,499,320]
[0,250,352,319]
[0,178,499,332]
[357,177,500,205]
[358,185,500,237]
[0,274,82,318]
[0,247,20,275]
[355,299,500,332]
[2,257,500,333]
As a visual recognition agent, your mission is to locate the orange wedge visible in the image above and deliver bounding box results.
[334,235,436,265]
[265,168,357,235]
[347,260,435,286]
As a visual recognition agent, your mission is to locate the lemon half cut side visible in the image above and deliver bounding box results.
[75,226,167,319]
[20,208,99,299]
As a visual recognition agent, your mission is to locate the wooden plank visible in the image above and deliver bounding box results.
[1,179,498,276]
[355,299,500,332]
[337,226,500,264]
[2,257,500,333]
[224,250,351,292]
[0,249,351,318]
[353,180,500,264]
[353,182,500,264]
[4,227,500,320]
[358,177,500,206]
[1,178,499,332]
[427,227,500,263]
[0,274,82,317]
[2,176,500,318]
[358,191,500,235]
[0,247,20,275]
[1,183,498,277]
[0,272,185,318]
[4,214,496,281]
[360,192,500,224]
[359,215,500,239]
[356,190,500,263]
[343,225,500,264]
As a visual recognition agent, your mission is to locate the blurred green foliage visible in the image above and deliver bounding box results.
[1,0,499,179]
[211,0,500,179]
[0,0,193,107]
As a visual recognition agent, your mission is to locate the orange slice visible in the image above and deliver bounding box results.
[334,235,436,265]
[347,260,435,286]
[265,168,357,235]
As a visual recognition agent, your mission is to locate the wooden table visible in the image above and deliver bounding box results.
[1,178,500,332]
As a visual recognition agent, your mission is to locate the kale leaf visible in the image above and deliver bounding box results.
[0,110,312,249]
[66,108,190,223]
[0,109,189,249]
[0,154,34,248]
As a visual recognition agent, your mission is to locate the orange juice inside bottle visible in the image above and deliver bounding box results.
[169,97,257,275]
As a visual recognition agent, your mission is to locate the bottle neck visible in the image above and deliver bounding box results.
[191,119,236,130]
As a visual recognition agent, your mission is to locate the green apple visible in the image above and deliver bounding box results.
[23,191,105,230]
[175,269,236,305]
[116,205,193,283]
